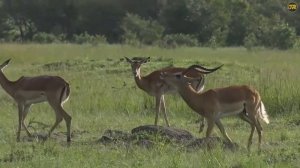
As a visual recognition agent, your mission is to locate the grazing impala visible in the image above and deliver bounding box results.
[125,57,222,127]
[0,59,71,142]
[160,65,269,151]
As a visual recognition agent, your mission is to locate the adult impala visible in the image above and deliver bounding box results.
[125,57,222,127]
[0,59,72,142]
[160,65,269,151]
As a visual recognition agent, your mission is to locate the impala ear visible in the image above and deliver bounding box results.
[146,57,150,62]
[124,57,132,63]
[183,75,202,83]
[141,57,150,63]
[0,58,11,70]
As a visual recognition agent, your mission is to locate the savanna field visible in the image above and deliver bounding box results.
[0,44,300,167]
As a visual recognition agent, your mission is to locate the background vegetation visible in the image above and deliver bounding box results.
[0,0,299,49]
[0,44,299,167]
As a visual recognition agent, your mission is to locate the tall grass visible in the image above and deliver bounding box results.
[0,44,299,167]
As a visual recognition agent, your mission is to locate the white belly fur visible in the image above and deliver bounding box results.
[17,91,48,104]
[217,102,245,118]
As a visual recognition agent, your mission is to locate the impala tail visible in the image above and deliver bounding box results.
[60,83,70,104]
[259,101,269,124]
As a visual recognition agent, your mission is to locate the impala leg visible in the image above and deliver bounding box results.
[205,119,215,138]
[255,119,263,152]
[48,100,72,142]
[17,103,24,142]
[22,104,32,137]
[160,95,170,127]
[48,112,63,138]
[239,112,255,151]
[199,117,205,133]
[215,119,233,143]
[154,95,162,126]
[247,105,263,152]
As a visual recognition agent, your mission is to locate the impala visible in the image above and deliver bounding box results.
[160,65,269,151]
[125,57,222,127]
[0,59,72,142]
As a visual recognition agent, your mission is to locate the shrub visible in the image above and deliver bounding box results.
[269,23,296,50]
[159,34,198,48]
[72,32,107,45]
[244,32,257,51]
[121,13,164,45]
[208,35,217,50]
[293,37,300,49]
[122,31,141,46]
[254,16,296,50]
[32,32,58,43]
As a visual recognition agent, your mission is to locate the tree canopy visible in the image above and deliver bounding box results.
[0,0,299,49]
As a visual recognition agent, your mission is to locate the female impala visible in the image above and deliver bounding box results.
[125,57,222,127]
[0,59,72,142]
[160,65,269,151]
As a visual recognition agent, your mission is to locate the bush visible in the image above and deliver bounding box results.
[159,34,198,48]
[121,13,164,45]
[269,23,296,50]
[208,35,217,49]
[72,32,107,45]
[122,31,141,46]
[32,32,58,43]
[293,37,300,49]
[244,32,257,51]
[254,16,296,50]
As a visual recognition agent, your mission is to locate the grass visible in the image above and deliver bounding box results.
[0,43,300,167]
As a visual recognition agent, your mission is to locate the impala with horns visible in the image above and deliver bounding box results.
[160,65,269,151]
[125,56,222,127]
[0,59,72,142]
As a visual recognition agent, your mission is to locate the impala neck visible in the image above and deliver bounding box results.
[178,84,204,115]
[0,70,15,97]
[133,67,150,92]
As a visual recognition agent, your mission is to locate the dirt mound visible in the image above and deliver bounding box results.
[98,125,238,150]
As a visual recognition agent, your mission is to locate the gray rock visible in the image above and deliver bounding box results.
[131,125,195,144]
[98,125,239,151]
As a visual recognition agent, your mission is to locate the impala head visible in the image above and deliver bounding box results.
[0,59,11,71]
[125,57,150,77]
[160,71,203,90]
[160,64,223,90]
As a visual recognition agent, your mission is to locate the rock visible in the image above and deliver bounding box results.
[98,125,239,151]
[131,125,195,144]
[186,137,239,151]
[98,129,131,144]
[134,139,155,149]
[186,137,222,150]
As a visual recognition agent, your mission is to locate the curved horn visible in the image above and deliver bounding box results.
[183,64,223,75]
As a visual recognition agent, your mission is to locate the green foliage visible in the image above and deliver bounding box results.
[32,32,59,43]
[293,37,300,49]
[121,13,164,45]
[269,23,296,50]
[72,32,107,45]
[208,35,217,49]
[244,32,257,51]
[0,0,299,49]
[0,17,19,42]
[159,33,198,48]
[254,16,297,50]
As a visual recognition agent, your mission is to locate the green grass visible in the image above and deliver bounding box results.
[0,44,300,167]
